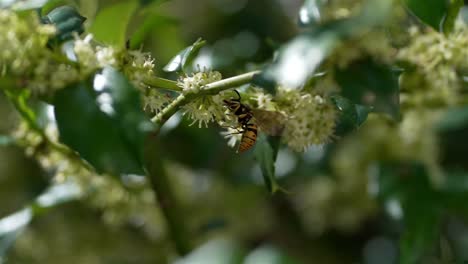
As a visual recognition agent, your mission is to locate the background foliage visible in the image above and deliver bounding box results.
[1,0,468,263]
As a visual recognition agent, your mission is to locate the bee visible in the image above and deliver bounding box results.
[223,90,285,153]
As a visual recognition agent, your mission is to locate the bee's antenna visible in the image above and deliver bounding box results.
[233,90,241,101]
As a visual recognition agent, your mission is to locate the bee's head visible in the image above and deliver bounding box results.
[223,90,241,103]
[223,99,240,111]
[223,90,242,110]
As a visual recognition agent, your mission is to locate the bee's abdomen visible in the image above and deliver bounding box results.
[238,124,258,153]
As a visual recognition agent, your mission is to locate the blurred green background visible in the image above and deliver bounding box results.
[2,0,468,263]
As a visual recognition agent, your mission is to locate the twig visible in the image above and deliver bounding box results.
[150,70,261,126]
[144,134,192,255]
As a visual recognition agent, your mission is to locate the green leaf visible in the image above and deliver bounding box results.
[54,67,151,175]
[163,38,206,73]
[335,59,400,120]
[400,205,441,264]
[88,0,139,47]
[129,12,178,50]
[139,0,171,6]
[377,162,442,264]
[42,6,86,42]
[402,0,450,31]
[256,0,393,90]
[254,134,283,194]
[436,106,468,170]
[331,95,372,136]
[436,106,468,132]
[298,0,325,27]
[442,0,464,34]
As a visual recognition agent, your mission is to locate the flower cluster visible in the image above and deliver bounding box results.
[0,8,166,113]
[13,121,165,231]
[319,0,364,22]
[398,24,468,107]
[276,88,337,152]
[123,50,156,90]
[0,9,80,95]
[179,70,228,128]
[179,70,222,92]
[331,29,396,69]
[0,10,56,76]
[293,174,376,234]
[332,112,442,188]
[73,34,118,73]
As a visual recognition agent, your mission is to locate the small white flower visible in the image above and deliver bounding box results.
[220,127,242,148]
[96,47,117,67]
[179,70,222,92]
[143,89,170,113]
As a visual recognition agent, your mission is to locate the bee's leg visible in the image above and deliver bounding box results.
[224,130,244,136]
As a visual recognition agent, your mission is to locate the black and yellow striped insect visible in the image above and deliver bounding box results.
[223,90,285,153]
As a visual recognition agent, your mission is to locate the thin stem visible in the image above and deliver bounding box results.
[151,70,261,126]
[144,76,182,92]
[151,93,187,124]
[199,70,261,96]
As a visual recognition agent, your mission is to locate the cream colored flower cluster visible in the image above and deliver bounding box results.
[398,24,468,107]
[179,71,228,128]
[0,9,166,113]
[0,10,55,76]
[277,88,337,152]
[14,121,164,230]
[0,10,78,94]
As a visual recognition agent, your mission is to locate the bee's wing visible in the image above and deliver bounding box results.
[252,109,287,136]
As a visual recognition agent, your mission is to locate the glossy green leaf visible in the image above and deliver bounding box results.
[442,0,463,34]
[254,134,282,194]
[335,59,400,119]
[88,0,139,47]
[54,67,151,175]
[377,163,442,264]
[331,95,372,136]
[42,6,86,42]
[256,0,393,90]
[298,0,325,27]
[163,38,206,73]
[402,0,448,31]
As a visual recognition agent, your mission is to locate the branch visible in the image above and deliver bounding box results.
[151,93,187,124]
[150,70,261,126]
[199,70,261,96]
[144,134,192,255]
